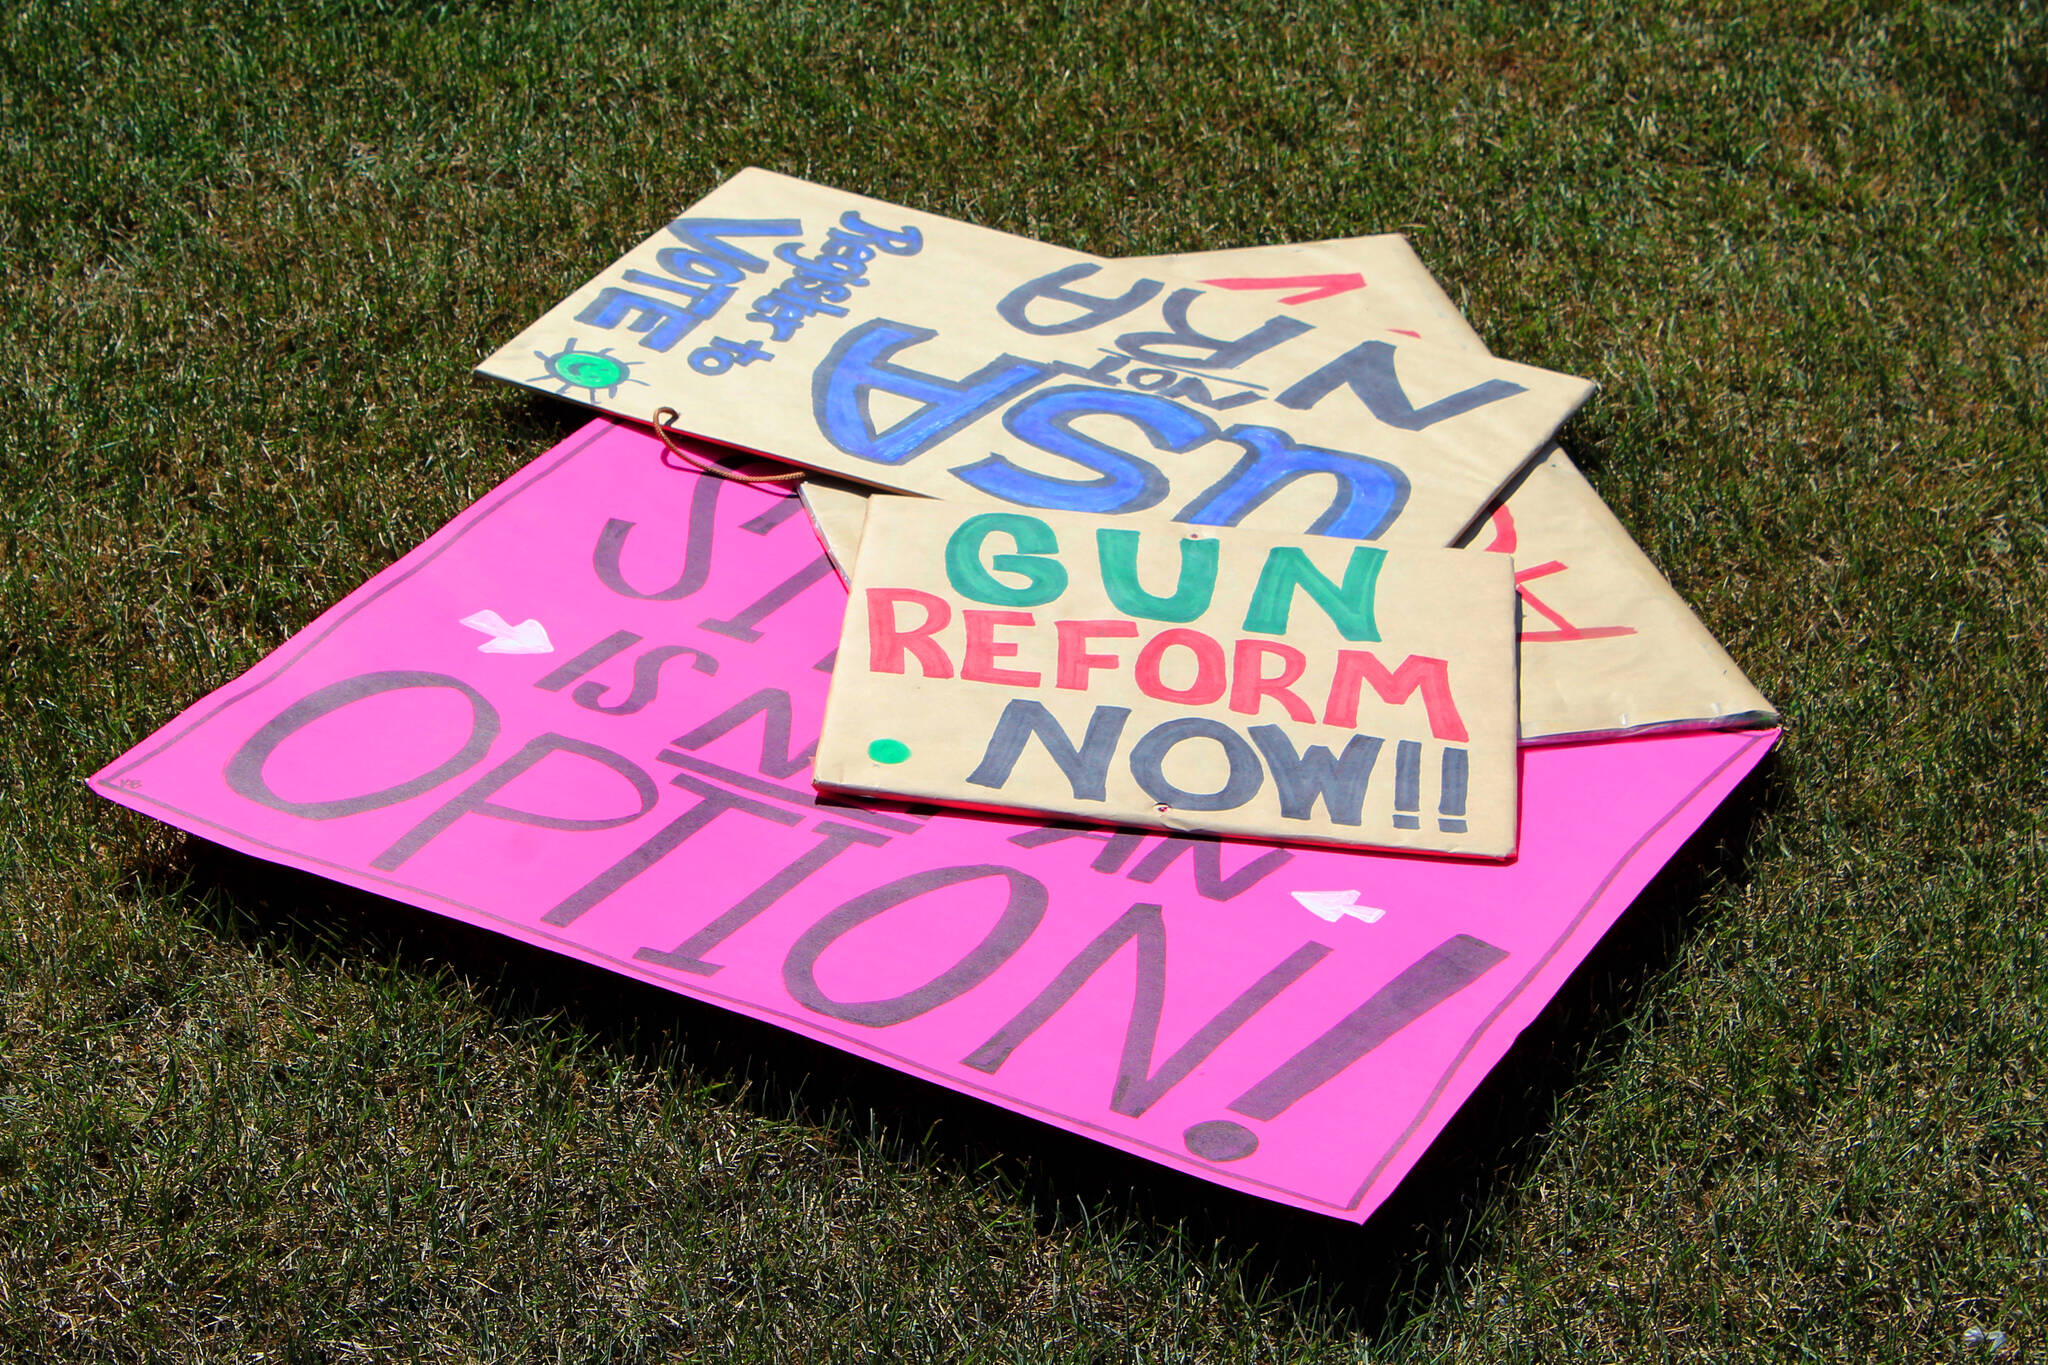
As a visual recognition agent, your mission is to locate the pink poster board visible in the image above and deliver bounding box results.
[91,418,1775,1220]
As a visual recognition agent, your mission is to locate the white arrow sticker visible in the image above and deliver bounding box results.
[1290,890,1385,925]
[459,609,554,655]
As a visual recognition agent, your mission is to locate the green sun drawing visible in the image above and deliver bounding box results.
[529,339,648,401]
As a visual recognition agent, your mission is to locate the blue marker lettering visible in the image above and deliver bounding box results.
[812,320,1049,466]
[1177,425,1411,540]
[949,385,1215,515]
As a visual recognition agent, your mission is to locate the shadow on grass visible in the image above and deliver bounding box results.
[484,389,609,454]
[136,747,1780,1341]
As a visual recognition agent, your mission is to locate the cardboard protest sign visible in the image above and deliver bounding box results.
[815,497,1520,857]
[477,168,1596,549]
[797,237,1776,743]
[91,417,1776,1221]
[1464,448,1776,739]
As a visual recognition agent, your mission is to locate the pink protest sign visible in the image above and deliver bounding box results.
[91,418,1774,1220]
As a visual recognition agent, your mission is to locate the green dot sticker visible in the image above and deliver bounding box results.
[530,338,645,401]
[868,738,912,764]
[555,351,627,390]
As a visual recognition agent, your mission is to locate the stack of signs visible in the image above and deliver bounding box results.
[90,171,1779,1221]
[486,169,1595,550]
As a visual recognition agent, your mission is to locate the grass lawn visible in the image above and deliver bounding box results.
[4,0,2044,1358]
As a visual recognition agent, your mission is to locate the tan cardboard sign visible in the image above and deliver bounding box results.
[479,169,1593,549]
[798,236,1775,743]
[1460,446,1774,739]
[815,497,1520,857]
[801,474,874,582]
